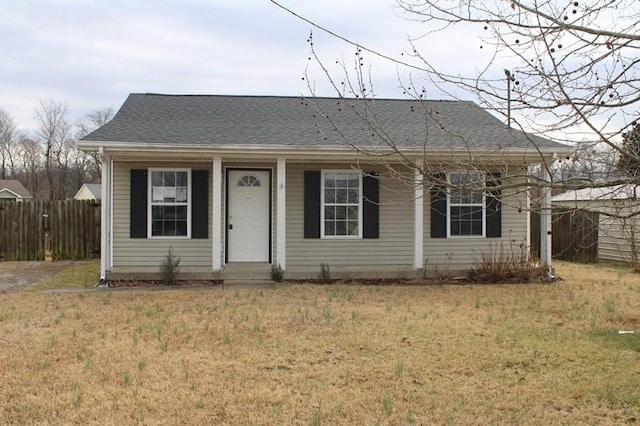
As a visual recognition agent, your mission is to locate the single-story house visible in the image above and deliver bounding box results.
[74,183,102,201]
[79,93,567,281]
[552,184,640,263]
[0,179,33,201]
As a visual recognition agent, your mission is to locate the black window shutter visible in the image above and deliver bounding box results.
[362,172,379,239]
[304,171,321,238]
[191,170,209,239]
[430,173,447,238]
[486,172,502,238]
[130,169,148,238]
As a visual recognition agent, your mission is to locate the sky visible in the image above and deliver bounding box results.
[1,0,491,133]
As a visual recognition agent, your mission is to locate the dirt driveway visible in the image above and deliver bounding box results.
[0,261,82,293]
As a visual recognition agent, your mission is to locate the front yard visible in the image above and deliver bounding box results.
[1,261,639,424]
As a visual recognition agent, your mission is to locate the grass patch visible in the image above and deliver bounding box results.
[29,260,99,291]
[1,261,640,423]
[589,329,640,352]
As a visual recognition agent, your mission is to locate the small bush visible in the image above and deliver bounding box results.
[270,263,284,282]
[159,247,181,286]
[318,263,331,283]
[467,242,547,283]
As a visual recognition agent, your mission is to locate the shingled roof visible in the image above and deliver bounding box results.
[0,179,32,198]
[82,93,565,153]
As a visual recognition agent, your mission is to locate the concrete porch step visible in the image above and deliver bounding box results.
[222,262,272,280]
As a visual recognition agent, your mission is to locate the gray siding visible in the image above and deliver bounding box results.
[112,161,213,270]
[423,172,529,271]
[285,163,414,273]
[598,215,637,263]
[111,159,531,276]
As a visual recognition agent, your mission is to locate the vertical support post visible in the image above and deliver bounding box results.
[212,157,222,271]
[276,157,287,270]
[414,168,424,269]
[540,162,553,277]
[99,147,111,282]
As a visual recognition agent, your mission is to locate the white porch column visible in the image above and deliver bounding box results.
[414,168,424,269]
[276,157,287,269]
[212,157,222,271]
[540,162,553,276]
[99,147,111,282]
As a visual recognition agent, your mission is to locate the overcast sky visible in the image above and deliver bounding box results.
[1,0,490,132]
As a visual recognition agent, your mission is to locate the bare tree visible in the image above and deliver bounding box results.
[393,0,639,174]
[18,135,43,197]
[77,107,114,181]
[0,109,18,179]
[36,99,74,200]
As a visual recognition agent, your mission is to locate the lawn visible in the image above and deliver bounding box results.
[1,261,639,424]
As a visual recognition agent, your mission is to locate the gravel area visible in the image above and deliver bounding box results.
[0,261,81,293]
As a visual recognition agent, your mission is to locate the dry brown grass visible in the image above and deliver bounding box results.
[1,261,640,424]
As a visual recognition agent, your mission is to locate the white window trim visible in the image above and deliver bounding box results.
[447,171,486,238]
[320,169,363,239]
[148,168,192,239]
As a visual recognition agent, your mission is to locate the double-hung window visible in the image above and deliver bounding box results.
[149,169,190,237]
[448,172,484,237]
[321,171,362,238]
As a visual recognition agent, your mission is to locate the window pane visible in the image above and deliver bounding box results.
[325,221,335,236]
[163,172,175,187]
[335,188,347,203]
[176,188,188,202]
[471,220,482,235]
[152,171,163,186]
[347,221,358,235]
[347,206,358,220]
[175,206,187,219]
[176,172,187,187]
[324,206,335,220]
[175,220,188,236]
[348,188,359,203]
[461,221,471,235]
[335,206,346,220]
[324,189,336,204]
[335,221,346,235]
[348,175,359,187]
[325,175,336,188]
[451,221,460,236]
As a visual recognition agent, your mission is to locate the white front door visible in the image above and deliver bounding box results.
[227,170,270,262]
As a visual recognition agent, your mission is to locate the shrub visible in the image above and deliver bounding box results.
[467,242,547,283]
[159,247,181,286]
[270,263,284,282]
[318,263,331,283]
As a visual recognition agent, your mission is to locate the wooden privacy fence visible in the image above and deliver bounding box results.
[0,200,101,261]
[531,208,599,263]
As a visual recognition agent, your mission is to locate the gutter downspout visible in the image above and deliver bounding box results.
[98,147,111,285]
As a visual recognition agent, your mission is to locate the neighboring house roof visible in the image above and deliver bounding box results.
[74,183,102,200]
[81,93,567,155]
[0,179,33,199]
[552,185,640,202]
